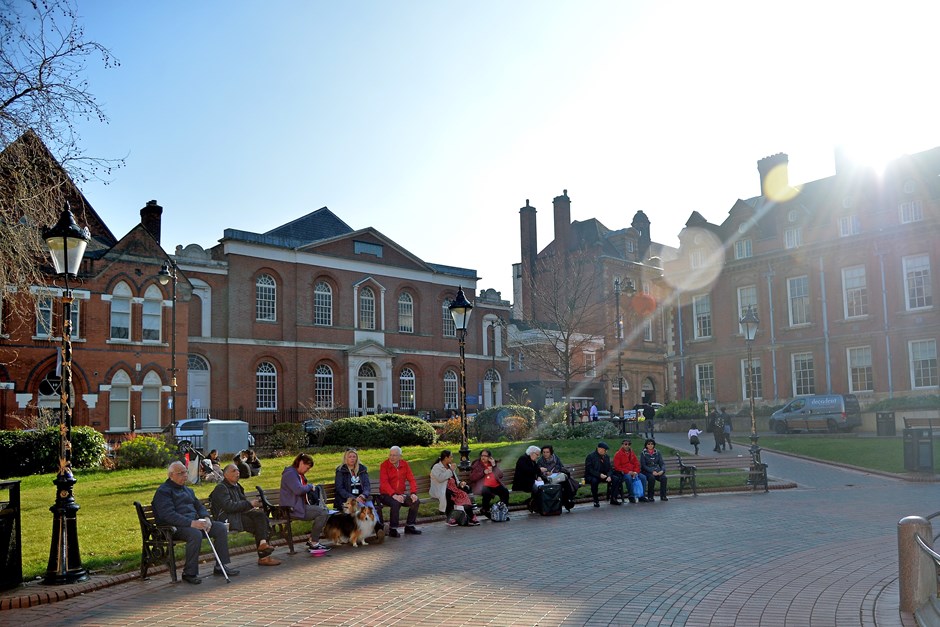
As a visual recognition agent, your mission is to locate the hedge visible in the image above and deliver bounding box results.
[0,426,106,478]
[322,414,436,448]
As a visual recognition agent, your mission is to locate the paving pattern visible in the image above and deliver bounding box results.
[1,431,930,626]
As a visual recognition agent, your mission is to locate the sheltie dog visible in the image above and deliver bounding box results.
[322,497,376,547]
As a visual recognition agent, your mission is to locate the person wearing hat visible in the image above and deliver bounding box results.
[612,439,650,503]
[640,438,669,502]
[584,442,621,507]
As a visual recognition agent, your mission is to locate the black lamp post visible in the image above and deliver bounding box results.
[42,203,90,585]
[740,305,761,467]
[449,286,474,471]
[613,279,625,434]
[157,260,178,445]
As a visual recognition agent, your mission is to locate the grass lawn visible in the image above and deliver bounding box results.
[754,434,940,474]
[12,439,648,580]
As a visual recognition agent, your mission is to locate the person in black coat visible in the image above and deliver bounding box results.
[512,446,544,493]
[584,442,622,506]
[210,464,279,565]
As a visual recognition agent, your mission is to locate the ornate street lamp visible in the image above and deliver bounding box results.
[42,203,90,585]
[449,286,474,471]
[157,260,178,445]
[740,305,761,467]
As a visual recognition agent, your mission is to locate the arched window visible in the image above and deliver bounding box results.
[110,281,132,340]
[256,274,276,321]
[109,370,132,431]
[398,292,414,333]
[443,370,458,410]
[256,361,277,410]
[315,364,333,408]
[314,281,332,326]
[359,286,375,330]
[399,367,416,411]
[142,285,163,342]
[358,363,376,378]
[442,298,456,337]
[141,371,162,429]
[188,354,209,370]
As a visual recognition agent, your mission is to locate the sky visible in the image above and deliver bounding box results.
[66,1,940,300]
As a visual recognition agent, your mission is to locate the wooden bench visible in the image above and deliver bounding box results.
[252,487,296,554]
[675,453,768,495]
[135,491,296,581]
[903,417,940,431]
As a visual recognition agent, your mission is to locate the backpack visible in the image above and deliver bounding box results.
[490,501,510,522]
[450,509,469,526]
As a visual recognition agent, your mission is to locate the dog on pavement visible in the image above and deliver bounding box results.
[322,497,376,547]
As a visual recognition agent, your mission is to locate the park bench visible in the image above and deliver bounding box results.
[135,492,294,581]
[675,453,768,495]
[903,417,940,431]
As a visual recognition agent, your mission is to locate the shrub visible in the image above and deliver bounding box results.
[323,414,436,448]
[868,395,940,412]
[566,421,620,440]
[470,405,537,442]
[301,419,332,447]
[540,402,568,425]
[267,422,307,452]
[656,400,704,421]
[0,426,107,478]
[502,415,530,441]
[437,418,463,443]
[534,421,571,440]
[114,435,175,470]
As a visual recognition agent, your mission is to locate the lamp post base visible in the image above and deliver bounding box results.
[747,433,763,487]
[458,442,472,472]
[44,470,88,585]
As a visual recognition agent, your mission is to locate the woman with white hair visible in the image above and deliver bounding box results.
[512,445,546,494]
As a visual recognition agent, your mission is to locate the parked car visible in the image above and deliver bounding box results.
[302,418,333,445]
[176,417,255,451]
[768,394,861,433]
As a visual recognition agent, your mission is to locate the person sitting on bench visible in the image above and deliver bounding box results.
[584,442,622,506]
[210,463,280,566]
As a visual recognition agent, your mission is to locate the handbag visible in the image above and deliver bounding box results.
[305,484,327,507]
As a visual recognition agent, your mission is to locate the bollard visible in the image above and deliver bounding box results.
[897,515,936,613]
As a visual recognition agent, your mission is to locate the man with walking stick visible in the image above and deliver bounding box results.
[153,461,239,584]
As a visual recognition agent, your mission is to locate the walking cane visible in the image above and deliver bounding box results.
[202,525,230,583]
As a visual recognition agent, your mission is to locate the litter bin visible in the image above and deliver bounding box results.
[876,412,896,436]
[903,428,934,472]
[0,480,22,591]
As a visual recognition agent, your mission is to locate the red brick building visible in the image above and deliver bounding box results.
[668,149,940,412]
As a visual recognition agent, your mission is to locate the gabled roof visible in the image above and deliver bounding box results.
[263,207,353,244]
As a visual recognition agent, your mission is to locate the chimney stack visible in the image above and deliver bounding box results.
[140,200,163,244]
[519,199,537,320]
[553,190,571,254]
[631,210,651,260]
[757,153,789,199]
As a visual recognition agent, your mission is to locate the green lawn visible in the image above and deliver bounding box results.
[11,439,632,580]
[754,435,940,474]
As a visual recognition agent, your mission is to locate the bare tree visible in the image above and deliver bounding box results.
[0,0,120,323]
[516,251,608,425]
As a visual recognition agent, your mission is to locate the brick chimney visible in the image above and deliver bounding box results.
[140,200,163,244]
[757,153,789,198]
[553,190,571,254]
[631,210,651,260]
[519,199,537,319]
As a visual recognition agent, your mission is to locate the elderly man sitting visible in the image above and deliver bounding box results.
[379,446,422,537]
[152,461,239,584]
[210,463,281,566]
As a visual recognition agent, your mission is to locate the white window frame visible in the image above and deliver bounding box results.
[692,294,712,339]
[36,294,53,338]
[443,370,458,410]
[839,215,861,237]
[695,363,714,403]
[740,357,762,400]
[399,367,416,411]
[442,299,456,337]
[847,346,873,393]
[142,285,162,343]
[899,199,924,224]
[787,276,810,326]
[108,370,131,431]
[785,227,802,249]
[314,281,332,326]
[842,266,868,319]
[909,339,938,389]
[359,286,376,330]
[791,352,815,396]
[903,254,932,310]
[584,351,596,378]
[315,364,334,408]
[737,286,757,335]
[141,371,162,430]
[398,292,414,333]
[256,274,276,322]
[110,282,132,340]
[256,361,277,410]
[734,239,752,260]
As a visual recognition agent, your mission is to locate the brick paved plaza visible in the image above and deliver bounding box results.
[1,433,930,626]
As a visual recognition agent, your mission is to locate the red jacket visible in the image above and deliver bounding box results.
[613,447,640,474]
[379,458,418,496]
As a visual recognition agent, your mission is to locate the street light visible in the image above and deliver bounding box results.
[449,286,473,471]
[489,318,504,408]
[613,278,635,435]
[157,260,178,445]
[42,203,90,585]
[740,305,761,468]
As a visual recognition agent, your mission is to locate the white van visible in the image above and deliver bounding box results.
[768,394,861,433]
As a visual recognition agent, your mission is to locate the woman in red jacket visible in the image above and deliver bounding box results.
[468,449,509,518]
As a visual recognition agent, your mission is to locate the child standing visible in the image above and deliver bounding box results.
[688,424,703,455]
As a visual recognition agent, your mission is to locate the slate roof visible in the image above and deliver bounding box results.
[263,207,353,244]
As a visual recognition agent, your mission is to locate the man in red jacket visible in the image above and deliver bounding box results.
[612,439,650,503]
[379,446,422,537]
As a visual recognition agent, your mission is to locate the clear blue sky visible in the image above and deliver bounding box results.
[72,1,940,299]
